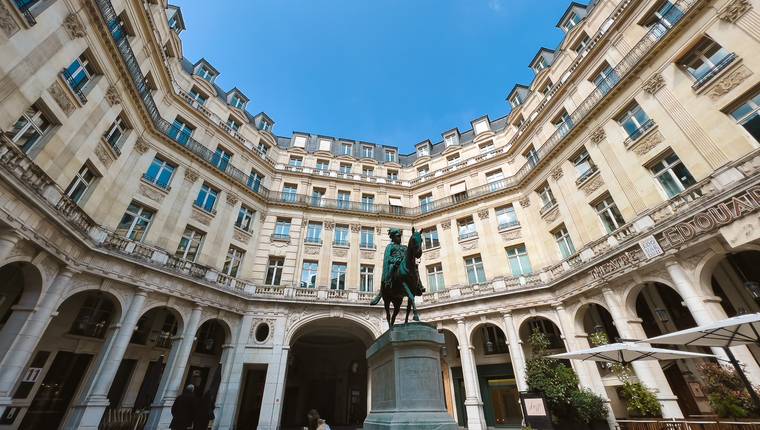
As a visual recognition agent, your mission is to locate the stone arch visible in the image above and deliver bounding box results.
[622,274,675,317]
[701,247,760,317]
[631,281,697,339]
[284,312,380,346]
[56,289,124,339]
[573,301,620,344]
[513,310,561,335]
[132,305,185,348]
[195,317,232,352]
[570,298,609,333]
[518,315,566,353]
[469,320,509,356]
[0,261,45,361]
[61,278,127,322]
[198,311,235,342]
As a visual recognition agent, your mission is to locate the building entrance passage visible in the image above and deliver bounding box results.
[281,318,373,430]
[452,364,522,428]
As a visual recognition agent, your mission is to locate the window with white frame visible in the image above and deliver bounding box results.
[360,227,375,249]
[175,226,204,262]
[387,169,399,180]
[451,181,467,202]
[509,93,523,109]
[362,146,373,158]
[729,91,760,142]
[306,222,322,244]
[417,145,430,157]
[274,218,291,240]
[360,265,374,292]
[679,37,733,84]
[644,0,685,36]
[194,183,219,213]
[339,163,351,174]
[444,134,458,147]
[524,146,539,167]
[618,103,653,141]
[265,257,284,285]
[592,63,619,95]
[533,56,548,73]
[168,118,193,145]
[188,87,207,106]
[446,153,460,165]
[226,118,241,132]
[311,187,326,207]
[361,194,374,212]
[257,142,270,155]
[341,142,352,155]
[230,94,246,109]
[496,205,519,230]
[458,217,477,240]
[259,119,272,132]
[419,193,433,213]
[594,195,626,233]
[421,227,440,249]
[63,53,95,96]
[197,65,216,82]
[116,202,154,241]
[65,163,97,204]
[562,11,581,32]
[144,156,175,189]
[282,183,298,203]
[385,150,396,163]
[318,138,331,151]
[573,149,596,182]
[337,190,351,209]
[362,166,374,176]
[427,264,445,292]
[552,110,573,137]
[464,255,486,285]
[6,104,53,152]
[235,205,255,232]
[485,169,504,191]
[538,183,557,210]
[248,169,264,192]
[103,116,128,150]
[506,244,532,276]
[417,165,429,176]
[573,33,591,53]
[289,156,303,168]
[650,152,696,198]
[301,261,318,288]
[553,225,576,259]
[212,146,232,171]
[331,263,347,290]
[334,224,349,246]
[316,159,330,171]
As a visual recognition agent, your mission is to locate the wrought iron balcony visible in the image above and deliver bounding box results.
[498,220,520,231]
[304,236,322,245]
[623,119,656,147]
[270,233,290,242]
[61,69,88,104]
[692,52,737,89]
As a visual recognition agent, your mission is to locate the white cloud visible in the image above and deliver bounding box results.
[488,0,503,11]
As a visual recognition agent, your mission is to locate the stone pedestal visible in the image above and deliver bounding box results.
[363,323,458,430]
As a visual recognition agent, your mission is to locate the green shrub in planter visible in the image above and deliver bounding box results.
[698,362,760,417]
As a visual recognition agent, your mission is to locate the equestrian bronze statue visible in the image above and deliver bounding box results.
[370,227,425,328]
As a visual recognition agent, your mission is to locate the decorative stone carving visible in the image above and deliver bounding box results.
[543,206,560,223]
[304,246,321,255]
[424,249,440,260]
[360,250,375,259]
[737,154,760,177]
[94,143,114,167]
[233,229,251,244]
[350,224,361,233]
[550,167,563,181]
[139,183,166,203]
[226,193,239,206]
[500,229,521,241]
[707,65,752,100]
[642,74,666,95]
[460,240,478,251]
[519,197,530,208]
[0,3,20,37]
[333,248,348,258]
[63,13,86,39]
[376,226,382,234]
[104,85,121,106]
[184,168,199,183]
[630,130,664,156]
[134,139,150,154]
[259,213,267,222]
[440,221,451,230]
[48,81,75,116]
[590,128,606,144]
[477,209,489,220]
[324,221,335,231]
[580,174,605,196]
[719,0,752,22]
[191,208,212,226]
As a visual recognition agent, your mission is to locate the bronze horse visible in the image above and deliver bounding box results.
[374,228,425,328]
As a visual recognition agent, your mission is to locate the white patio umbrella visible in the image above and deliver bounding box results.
[548,342,715,365]
[645,313,760,410]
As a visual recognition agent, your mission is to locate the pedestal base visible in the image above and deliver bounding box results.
[363,323,458,430]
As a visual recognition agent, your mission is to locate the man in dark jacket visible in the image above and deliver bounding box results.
[170,385,197,429]
[193,392,215,430]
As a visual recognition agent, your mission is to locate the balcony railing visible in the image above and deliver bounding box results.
[458,231,478,241]
[304,237,322,245]
[575,166,598,185]
[270,233,290,242]
[13,0,36,25]
[333,239,349,247]
[61,69,88,104]
[498,220,520,231]
[623,119,656,146]
[692,52,737,89]
[360,242,376,250]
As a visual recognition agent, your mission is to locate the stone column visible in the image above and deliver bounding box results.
[214,313,254,430]
[146,304,203,430]
[502,312,528,392]
[65,289,148,430]
[0,231,20,264]
[456,319,486,430]
[258,345,289,430]
[0,267,75,415]
[665,260,760,384]
[602,288,683,418]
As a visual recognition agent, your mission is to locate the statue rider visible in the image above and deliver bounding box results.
[370,228,406,306]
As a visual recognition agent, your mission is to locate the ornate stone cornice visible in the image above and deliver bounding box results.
[580,173,605,196]
[719,0,752,22]
[105,85,121,106]
[0,3,20,37]
[630,130,664,157]
[642,73,666,95]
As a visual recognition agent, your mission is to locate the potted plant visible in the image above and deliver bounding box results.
[698,361,760,418]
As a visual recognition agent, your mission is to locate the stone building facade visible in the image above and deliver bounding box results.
[0,0,759,428]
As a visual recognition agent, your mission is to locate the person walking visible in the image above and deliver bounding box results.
[170,385,197,430]
[193,391,215,430]
[306,409,331,430]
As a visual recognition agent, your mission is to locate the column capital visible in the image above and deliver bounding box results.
[135,288,150,297]
[192,303,204,311]
[663,257,682,268]
[0,230,20,244]
[57,266,80,279]
[455,318,466,325]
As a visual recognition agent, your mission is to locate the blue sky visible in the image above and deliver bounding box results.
[175,0,570,153]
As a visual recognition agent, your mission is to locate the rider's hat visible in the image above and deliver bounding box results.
[388,227,402,238]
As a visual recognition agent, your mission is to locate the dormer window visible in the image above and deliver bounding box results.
[384,150,396,163]
[259,119,272,132]
[417,145,430,157]
[509,93,523,109]
[533,57,547,73]
[293,135,307,148]
[562,11,581,32]
[341,142,352,156]
[444,134,458,147]
[197,65,216,82]
[318,138,331,151]
[167,6,184,34]
[362,146,373,158]
[230,94,246,110]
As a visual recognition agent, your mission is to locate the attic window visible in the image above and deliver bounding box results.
[473,119,490,135]
[533,56,548,73]
[318,138,331,151]
[509,93,524,108]
[197,65,215,82]
[293,135,307,148]
[444,134,458,147]
[562,11,581,32]
[417,145,430,157]
[230,94,245,109]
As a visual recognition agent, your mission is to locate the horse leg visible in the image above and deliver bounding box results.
[402,284,421,322]
[383,295,391,329]
[404,294,412,324]
[390,297,401,328]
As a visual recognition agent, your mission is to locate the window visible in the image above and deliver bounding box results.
[226,118,241,132]
[339,163,352,174]
[6,104,53,152]
[528,319,564,349]
[331,263,347,290]
[361,194,374,212]
[282,183,298,203]
[341,143,352,155]
[562,11,581,31]
[197,65,215,82]
[496,205,519,230]
[729,91,760,142]
[360,227,375,249]
[167,9,182,33]
[248,170,264,192]
[257,142,270,155]
[592,63,620,95]
[525,147,539,168]
[70,294,114,338]
[650,152,696,198]
[446,153,460,165]
[421,227,440,249]
[553,226,576,259]
[538,184,556,210]
[311,188,326,207]
[362,146,373,158]
[65,163,97,204]
[417,165,429,176]
[144,156,175,189]
[63,54,95,98]
[451,181,467,202]
[306,222,322,244]
[533,56,548,73]
[573,33,591,54]
[573,149,596,183]
[479,141,494,152]
[388,196,403,214]
[387,170,399,181]
[458,217,477,240]
[618,103,653,141]
[334,224,349,246]
[427,264,445,292]
[274,218,291,240]
[116,202,154,241]
[317,138,331,151]
[385,150,396,163]
[230,94,245,109]
[645,0,685,36]
[485,169,504,191]
[194,183,218,213]
[176,227,204,262]
[419,193,433,214]
[362,166,374,177]
[289,156,303,168]
[337,190,351,210]
[444,134,458,147]
[464,255,486,285]
[265,257,284,285]
[235,205,255,232]
[540,80,553,96]
[259,119,272,132]
[168,118,193,145]
[552,110,573,137]
[509,93,524,109]
[506,245,532,276]
[316,159,330,171]
[212,147,232,171]
[103,116,128,150]
[481,325,508,355]
[360,265,374,292]
[301,261,318,288]
[680,37,733,86]
[417,145,430,157]
[595,195,626,233]
[188,87,207,106]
